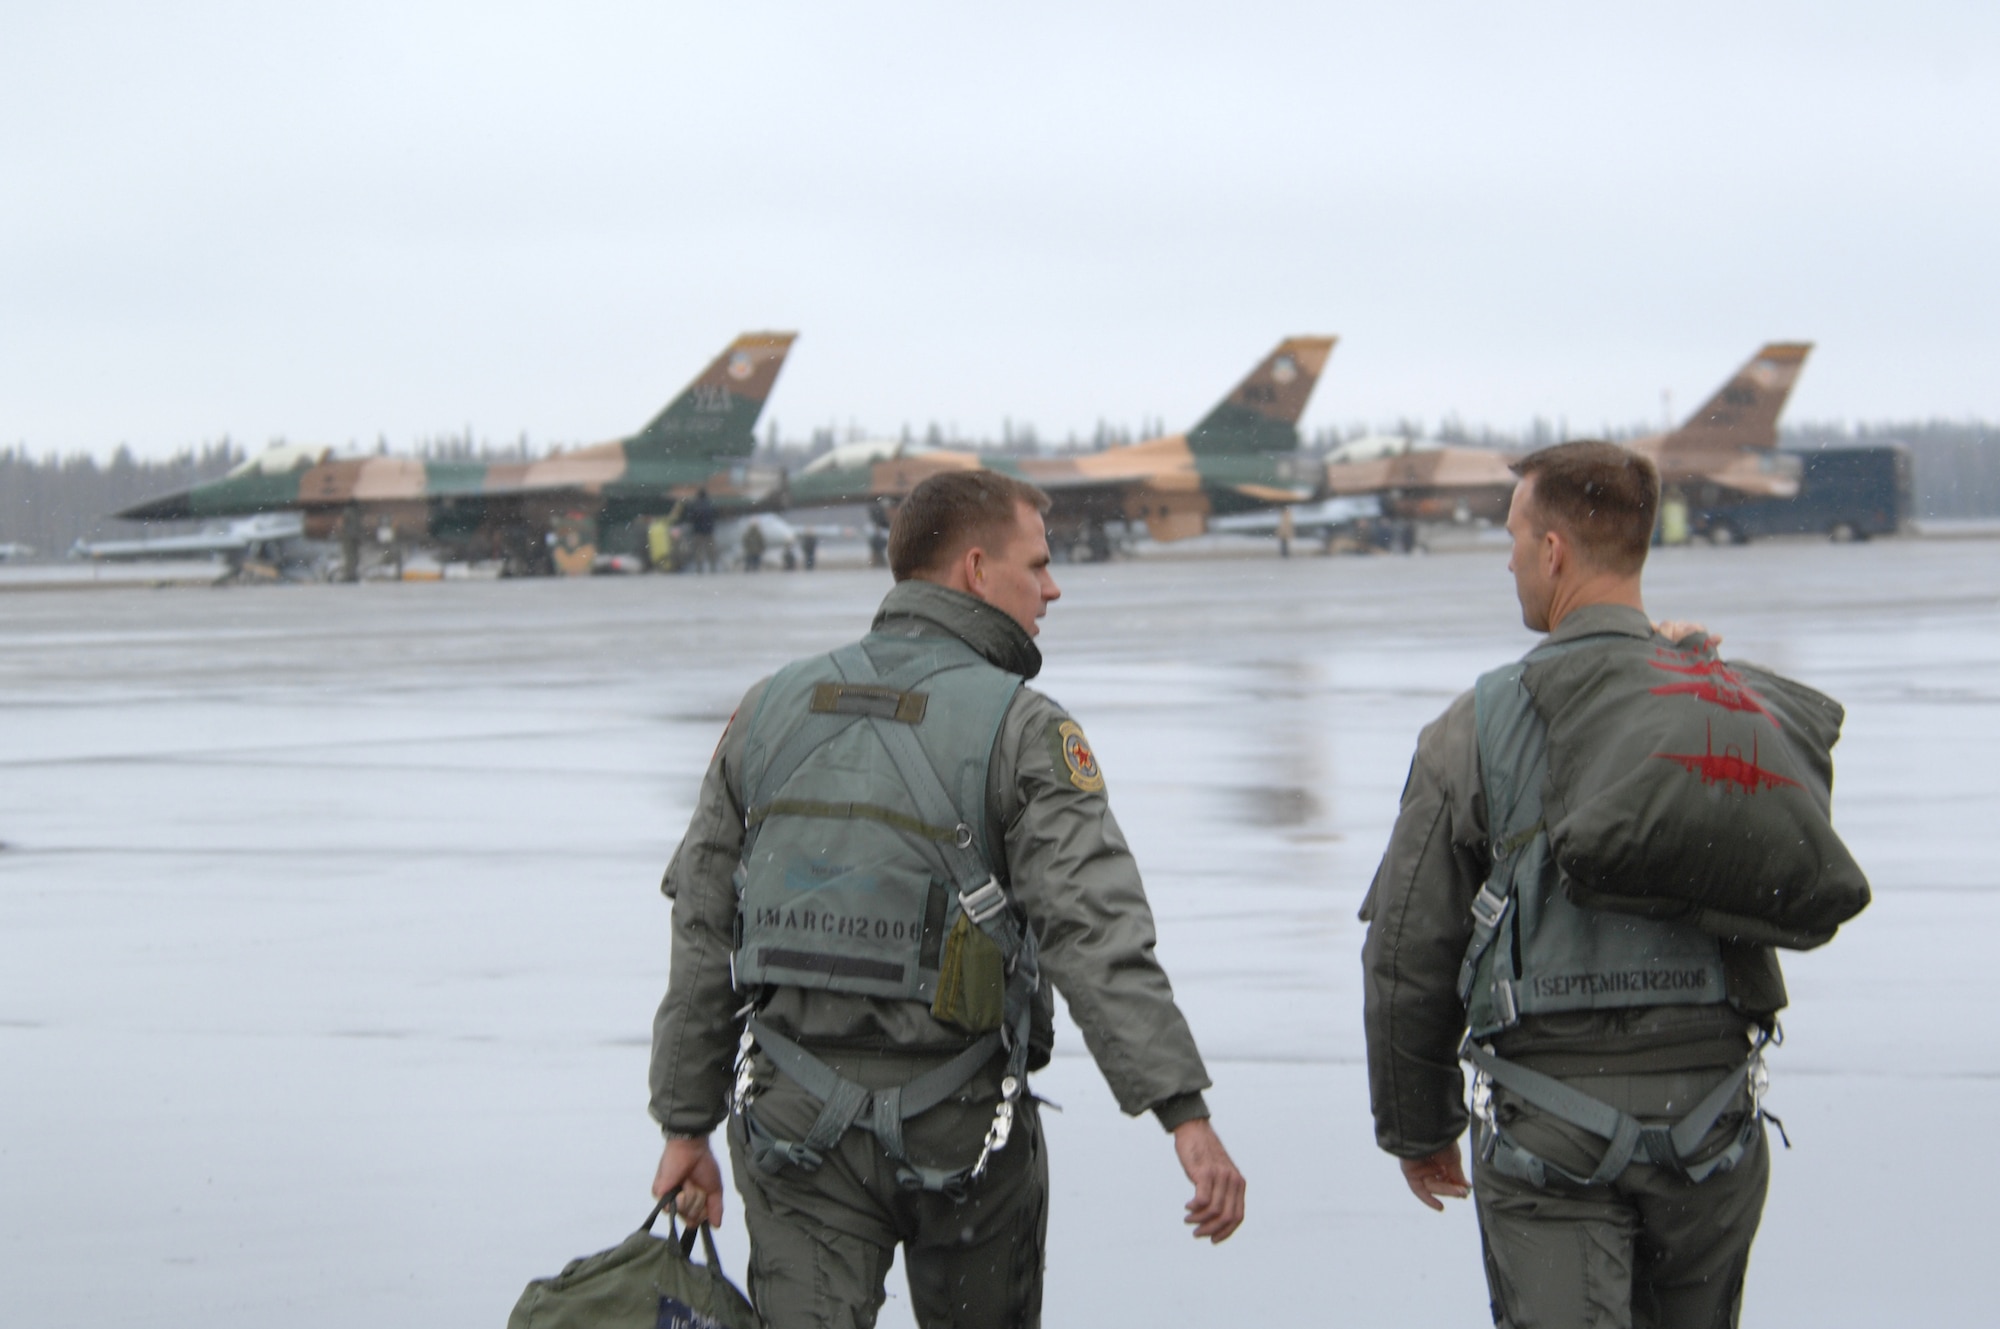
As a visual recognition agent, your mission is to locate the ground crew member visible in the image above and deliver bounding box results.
[647,516,673,572]
[686,488,719,573]
[1361,441,1788,1328]
[649,470,1245,1328]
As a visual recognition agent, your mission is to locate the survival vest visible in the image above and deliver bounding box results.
[1459,649,1732,1042]
[729,632,1039,1194]
[1458,631,1822,1189]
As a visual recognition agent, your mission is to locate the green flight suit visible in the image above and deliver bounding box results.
[650,579,1212,1329]
[1361,605,1787,1329]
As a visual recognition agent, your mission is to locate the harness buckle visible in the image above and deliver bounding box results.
[969,1102,1016,1182]
[1470,1064,1497,1133]
[731,1026,759,1114]
[967,1075,1022,1183]
[1470,881,1508,929]
[959,876,1007,925]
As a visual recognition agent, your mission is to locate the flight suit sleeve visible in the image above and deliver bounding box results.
[648,681,765,1137]
[1357,690,1490,1159]
[996,690,1212,1129]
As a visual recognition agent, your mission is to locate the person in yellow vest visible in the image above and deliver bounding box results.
[647,517,673,572]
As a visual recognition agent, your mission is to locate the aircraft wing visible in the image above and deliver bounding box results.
[1323,447,1519,495]
[1321,446,1519,522]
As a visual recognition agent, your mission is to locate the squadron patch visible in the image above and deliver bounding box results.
[1054,720,1105,793]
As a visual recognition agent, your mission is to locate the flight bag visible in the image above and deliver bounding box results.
[1524,632,1870,949]
[507,1195,760,1329]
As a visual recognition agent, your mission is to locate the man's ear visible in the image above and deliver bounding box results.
[1542,526,1567,580]
[946,542,985,599]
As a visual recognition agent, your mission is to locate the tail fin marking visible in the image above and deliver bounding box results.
[627,331,798,460]
[1187,335,1338,456]
[1669,341,1813,452]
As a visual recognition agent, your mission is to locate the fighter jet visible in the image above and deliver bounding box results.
[785,337,1337,553]
[1321,342,1813,523]
[116,332,796,575]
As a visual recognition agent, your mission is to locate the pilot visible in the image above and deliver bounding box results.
[1360,441,1802,1327]
[649,469,1245,1327]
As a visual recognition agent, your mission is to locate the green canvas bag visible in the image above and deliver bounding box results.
[507,1197,760,1329]
[1524,631,1870,949]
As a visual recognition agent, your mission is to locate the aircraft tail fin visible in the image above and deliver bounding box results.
[1668,342,1813,452]
[627,332,797,459]
[1187,336,1337,455]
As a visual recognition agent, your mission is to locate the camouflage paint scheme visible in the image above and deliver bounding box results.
[118,333,797,573]
[785,338,1338,545]
[1321,343,1814,523]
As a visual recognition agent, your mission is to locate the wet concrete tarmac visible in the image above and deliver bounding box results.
[3,536,1995,1326]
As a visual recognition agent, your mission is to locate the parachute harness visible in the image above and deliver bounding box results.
[733,642,1037,1197]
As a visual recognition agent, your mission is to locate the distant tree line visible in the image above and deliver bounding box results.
[4,420,1995,556]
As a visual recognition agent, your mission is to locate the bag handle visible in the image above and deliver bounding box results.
[643,1190,723,1269]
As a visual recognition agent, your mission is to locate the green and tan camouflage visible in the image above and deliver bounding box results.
[118,332,797,574]
[784,337,1337,546]
[1321,342,1813,523]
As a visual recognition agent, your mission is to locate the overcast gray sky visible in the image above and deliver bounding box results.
[4,1,1994,459]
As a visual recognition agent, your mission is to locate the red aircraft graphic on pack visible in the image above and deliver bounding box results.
[1648,648,1781,728]
[1652,722,1801,795]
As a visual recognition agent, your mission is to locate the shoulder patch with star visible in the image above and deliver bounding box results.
[1049,718,1105,793]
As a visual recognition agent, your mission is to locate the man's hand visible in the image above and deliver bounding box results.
[1172,1118,1246,1243]
[1399,1144,1470,1211]
[652,1134,726,1228]
[1654,619,1720,648]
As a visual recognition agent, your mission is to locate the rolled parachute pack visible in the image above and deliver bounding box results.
[1524,632,1871,949]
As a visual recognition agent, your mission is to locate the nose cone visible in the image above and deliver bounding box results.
[114,463,306,522]
[116,489,199,521]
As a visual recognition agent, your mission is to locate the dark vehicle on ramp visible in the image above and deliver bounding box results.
[1695,446,1911,544]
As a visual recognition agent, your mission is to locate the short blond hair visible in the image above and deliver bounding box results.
[889,472,1052,580]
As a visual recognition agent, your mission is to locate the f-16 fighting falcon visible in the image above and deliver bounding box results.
[117,332,796,576]
[1323,342,1814,525]
[785,337,1337,557]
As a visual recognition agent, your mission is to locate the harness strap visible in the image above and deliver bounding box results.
[743,1016,1009,1193]
[753,1019,1005,1121]
[1463,1032,1769,1188]
[1459,664,1542,1011]
[1456,879,1514,1006]
[1462,647,1588,1006]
